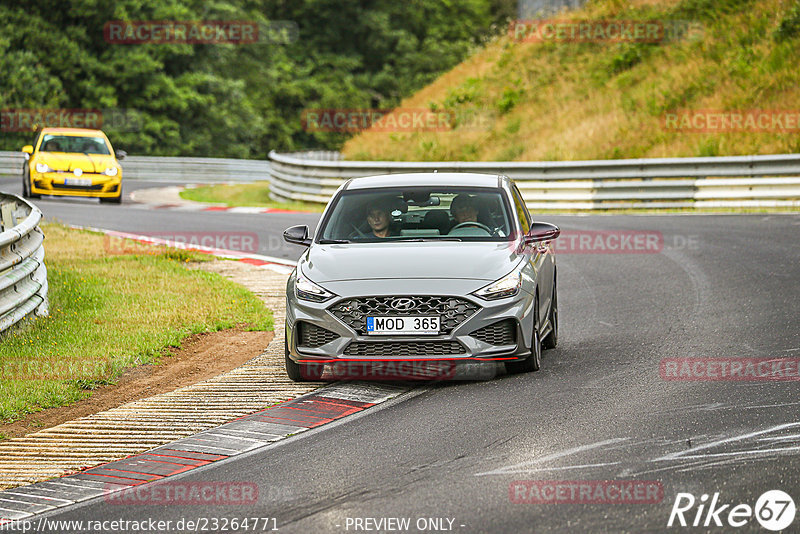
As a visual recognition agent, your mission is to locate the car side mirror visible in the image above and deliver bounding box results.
[115,149,127,160]
[524,222,560,244]
[284,225,312,246]
[21,145,33,161]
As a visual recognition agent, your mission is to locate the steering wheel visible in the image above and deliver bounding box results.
[450,221,492,233]
[349,223,368,238]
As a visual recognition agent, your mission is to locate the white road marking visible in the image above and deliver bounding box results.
[758,434,800,441]
[474,438,628,476]
[653,422,800,461]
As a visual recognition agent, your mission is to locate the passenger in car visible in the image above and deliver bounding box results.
[43,140,62,152]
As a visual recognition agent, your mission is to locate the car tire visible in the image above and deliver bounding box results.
[285,336,324,381]
[505,294,541,374]
[23,173,39,199]
[542,274,558,350]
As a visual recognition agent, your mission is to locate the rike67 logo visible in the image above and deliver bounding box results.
[667,490,796,531]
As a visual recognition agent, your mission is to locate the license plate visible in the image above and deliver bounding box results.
[64,178,92,187]
[366,316,440,335]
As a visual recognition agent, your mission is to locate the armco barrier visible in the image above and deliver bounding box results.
[5,148,799,208]
[268,151,800,210]
[0,151,272,184]
[0,193,48,333]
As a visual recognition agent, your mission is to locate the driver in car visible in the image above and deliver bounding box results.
[365,202,396,238]
[451,194,480,224]
[449,194,493,236]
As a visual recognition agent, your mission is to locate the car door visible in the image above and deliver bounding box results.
[511,182,553,325]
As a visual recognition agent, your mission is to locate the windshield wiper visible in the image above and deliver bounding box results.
[318,239,350,244]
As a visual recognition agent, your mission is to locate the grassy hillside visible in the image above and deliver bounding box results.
[343,0,800,161]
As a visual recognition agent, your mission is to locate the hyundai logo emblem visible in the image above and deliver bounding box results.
[390,298,416,311]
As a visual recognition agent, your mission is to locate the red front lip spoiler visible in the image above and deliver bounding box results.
[299,357,517,363]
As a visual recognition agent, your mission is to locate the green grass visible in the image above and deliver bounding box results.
[179,181,324,212]
[0,223,273,425]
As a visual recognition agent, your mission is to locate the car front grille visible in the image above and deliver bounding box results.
[54,183,105,191]
[330,296,479,335]
[297,322,339,348]
[343,341,465,357]
[470,319,517,346]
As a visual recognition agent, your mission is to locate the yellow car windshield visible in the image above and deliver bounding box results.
[40,135,110,155]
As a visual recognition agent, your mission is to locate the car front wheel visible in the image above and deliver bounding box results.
[505,294,541,374]
[100,186,122,204]
[285,336,324,381]
[542,274,558,350]
[22,173,39,199]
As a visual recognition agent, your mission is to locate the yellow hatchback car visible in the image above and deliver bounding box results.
[21,128,125,203]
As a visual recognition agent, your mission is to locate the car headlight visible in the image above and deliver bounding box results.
[35,162,52,173]
[473,263,525,300]
[102,167,119,176]
[295,272,335,302]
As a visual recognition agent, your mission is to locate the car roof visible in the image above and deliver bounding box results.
[345,172,505,190]
[40,128,106,136]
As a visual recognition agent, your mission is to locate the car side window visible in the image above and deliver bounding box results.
[510,184,531,234]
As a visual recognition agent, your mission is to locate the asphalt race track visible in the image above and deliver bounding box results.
[4,178,800,533]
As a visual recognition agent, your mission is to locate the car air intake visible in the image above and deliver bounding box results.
[297,322,339,348]
[470,319,517,346]
[343,341,465,357]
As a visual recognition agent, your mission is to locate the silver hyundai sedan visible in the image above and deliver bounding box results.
[283,173,560,381]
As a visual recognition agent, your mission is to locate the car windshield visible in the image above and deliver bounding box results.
[318,187,514,242]
[39,135,110,155]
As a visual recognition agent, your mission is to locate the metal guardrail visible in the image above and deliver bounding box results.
[0,152,22,179]
[0,193,48,333]
[5,147,799,208]
[0,151,271,183]
[268,151,800,209]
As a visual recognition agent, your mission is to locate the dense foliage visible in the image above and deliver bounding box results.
[0,0,511,157]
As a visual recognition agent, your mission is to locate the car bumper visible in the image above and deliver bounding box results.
[31,173,122,198]
[285,278,536,365]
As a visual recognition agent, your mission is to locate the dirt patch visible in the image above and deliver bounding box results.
[1,328,273,440]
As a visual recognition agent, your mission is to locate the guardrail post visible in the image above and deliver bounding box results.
[0,201,16,231]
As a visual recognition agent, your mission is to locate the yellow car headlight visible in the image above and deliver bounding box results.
[35,162,53,173]
[101,167,119,177]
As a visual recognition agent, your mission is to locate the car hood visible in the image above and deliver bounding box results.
[36,153,117,172]
[300,241,521,283]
